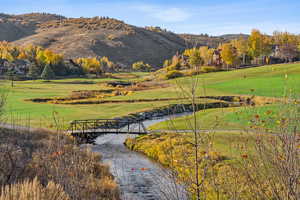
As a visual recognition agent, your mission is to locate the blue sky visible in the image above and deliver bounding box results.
[1,0,299,35]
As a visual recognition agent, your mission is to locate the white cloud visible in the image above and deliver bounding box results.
[133,4,191,22]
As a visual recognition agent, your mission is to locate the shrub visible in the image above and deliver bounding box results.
[200,66,218,73]
[164,70,184,80]
[132,61,152,72]
[166,63,180,71]
[185,69,201,76]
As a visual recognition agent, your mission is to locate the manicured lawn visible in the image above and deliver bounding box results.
[175,63,300,97]
[1,63,299,128]
[0,79,212,128]
[149,104,290,131]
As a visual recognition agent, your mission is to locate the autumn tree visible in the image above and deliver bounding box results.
[100,57,115,73]
[231,37,249,65]
[163,59,172,68]
[220,43,238,69]
[183,48,197,57]
[76,57,101,76]
[132,61,152,72]
[188,48,203,69]
[23,45,40,62]
[248,29,272,64]
[165,55,183,71]
[17,51,27,60]
[199,46,214,65]
[0,42,14,62]
[273,31,300,62]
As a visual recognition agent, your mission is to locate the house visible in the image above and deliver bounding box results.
[0,59,31,76]
[212,49,222,66]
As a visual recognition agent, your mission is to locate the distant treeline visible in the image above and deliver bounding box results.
[163,29,300,71]
[0,42,119,80]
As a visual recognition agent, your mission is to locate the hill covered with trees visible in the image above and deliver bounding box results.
[0,13,249,69]
[0,13,187,68]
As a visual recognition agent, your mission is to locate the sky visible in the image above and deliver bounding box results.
[1,0,300,35]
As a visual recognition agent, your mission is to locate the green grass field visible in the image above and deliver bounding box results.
[148,104,288,130]
[149,63,300,130]
[1,63,299,128]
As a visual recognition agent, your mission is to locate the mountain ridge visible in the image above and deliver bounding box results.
[0,13,245,68]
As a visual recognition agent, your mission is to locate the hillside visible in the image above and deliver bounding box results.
[179,33,248,48]
[0,13,65,41]
[0,13,252,68]
[0,13,187,68]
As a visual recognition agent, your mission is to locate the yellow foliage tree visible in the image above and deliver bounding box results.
[248,29,272,62]
[220,43,238,68]
[199,46,214,65]
[188,48,203,69]
[17,51,28,60]
[231,37,249,65]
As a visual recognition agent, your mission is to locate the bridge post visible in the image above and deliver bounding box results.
[71,122,74,135]
[82,122,85,136]
[127,121,130,134]
[138,121,141,133]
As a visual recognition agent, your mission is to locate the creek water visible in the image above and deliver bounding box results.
[90,113,191,200]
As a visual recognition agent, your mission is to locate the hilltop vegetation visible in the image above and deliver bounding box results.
[159,30,300,80]
[0,13,258,69]
[0,13,187,68]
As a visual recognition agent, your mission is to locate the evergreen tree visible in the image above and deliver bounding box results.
[27,62,41,79]
[41,64,55,80]
[5,68,17,87]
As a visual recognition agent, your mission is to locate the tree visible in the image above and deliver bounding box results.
[41,64,55,80]
[220,43,238,69]
[24,45,40,62]
[75,57,101,76]
[27,62,41,79]
[17,51,27,60]
[0,42,14,62]
[231,37,249,65]
[100,57,115,73]
[132,61,152,72]
[248,29,272,64]
[273,31,299,62]
[188,48,203,69]
[163,59,172,68]
[5,68,17,87]
[199,46,214,65]
[36,49,47,67]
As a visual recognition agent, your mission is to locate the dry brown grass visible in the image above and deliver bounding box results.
[0,128,120,200]
[0,177,70,200]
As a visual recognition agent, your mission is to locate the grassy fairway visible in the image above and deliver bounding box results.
[148,104,286,130]
[1,63,299,128]
[175,63,300,97]
[1,73,170,127]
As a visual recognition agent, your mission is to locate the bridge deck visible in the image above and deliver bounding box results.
[68,130,146,135]
[68,118,148,137]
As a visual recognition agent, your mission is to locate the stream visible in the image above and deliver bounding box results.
[89,113,191,200]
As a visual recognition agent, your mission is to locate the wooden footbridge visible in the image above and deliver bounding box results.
[68,118,148,138]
